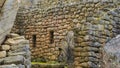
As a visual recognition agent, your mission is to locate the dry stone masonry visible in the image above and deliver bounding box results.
[11,0,120,68]
[0,33,31,68]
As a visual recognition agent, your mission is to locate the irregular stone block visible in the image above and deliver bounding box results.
[90,42,101,47]
[0,58,4,64]
[11,44,30,51]
[12,36,25,40]
[0,51,6,58]
[104,35,120,68]
[5,38,16,45]
[8,51,26,56]
[88,61,98,68]
[88,57,99,62]
[24,59,31,68]
[1,45,10,51]
[5,38,29,45]
[18,64,25,68]
[8,51,31,58]
[4,55,24,64]
[0,64,18,68]
[7,33,20,38]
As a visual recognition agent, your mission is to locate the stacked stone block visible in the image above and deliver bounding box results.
[11,0,120,68]
[0,33,31,68]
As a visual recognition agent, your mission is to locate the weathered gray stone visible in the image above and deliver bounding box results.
[88,61,98,68]
[73,19,79,23]
[8,51,27,56]
[89,52,97,57]
[5,38,16,45]
[0,0,19,45]
[12,36,25,40]
[90,42,101,47]
[113,17,119,22]
[1,45,10,51]
[86,17,95,21]
[89,57,99,62]
[87,0,93,2]
[0,58,4,64]
[108,11,119,17]
[11,44,30,51]
[0,51,6,58]
[7,33,20,38]
[18,64,25,68]
[24,59,31,68]
[84,35,90,41]
[0,64,18,68]
[88,47,99,52]
[5,38,29,45]
[8,51,31,58]
[104,35,120,68]
[102,15,110,21]
[4,55,24,64]
[93,0,99,3]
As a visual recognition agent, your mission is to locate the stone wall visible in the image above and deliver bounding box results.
[12,6,74,61]
[0,33,31,68]
[11,0,120,68]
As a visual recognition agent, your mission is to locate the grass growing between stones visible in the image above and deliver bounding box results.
[32,61,60,64]
[31,61,67,65]
[32,61,67,68]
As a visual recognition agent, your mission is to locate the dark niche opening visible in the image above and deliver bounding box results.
[32,34,36,47]
[50,31,54,44]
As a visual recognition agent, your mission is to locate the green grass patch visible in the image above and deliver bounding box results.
[32,61,61,65]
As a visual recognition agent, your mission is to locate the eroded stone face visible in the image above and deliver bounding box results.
[0,51,6,58]
[1,45,10,51]
[104,35,120,68]
[0,33,31,68]
[0,0,19,45]
[18,0,32,8]
[0,64,19,68]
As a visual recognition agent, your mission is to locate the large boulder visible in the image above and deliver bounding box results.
[0,0,32,45]
[1,45,10,51]
[103,35,120,68]
[0,0,19,45]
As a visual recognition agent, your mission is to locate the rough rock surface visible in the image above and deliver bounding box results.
[1,45,10,50]
[0,51,6,58]
[0,64,19,68]
[0,0,19,45]
[104,35,120,68]
[0,0,32,45]
[0,33,31,68]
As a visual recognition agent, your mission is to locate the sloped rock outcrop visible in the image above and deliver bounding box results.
[0,0,19,45]
[0,0,32,45]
